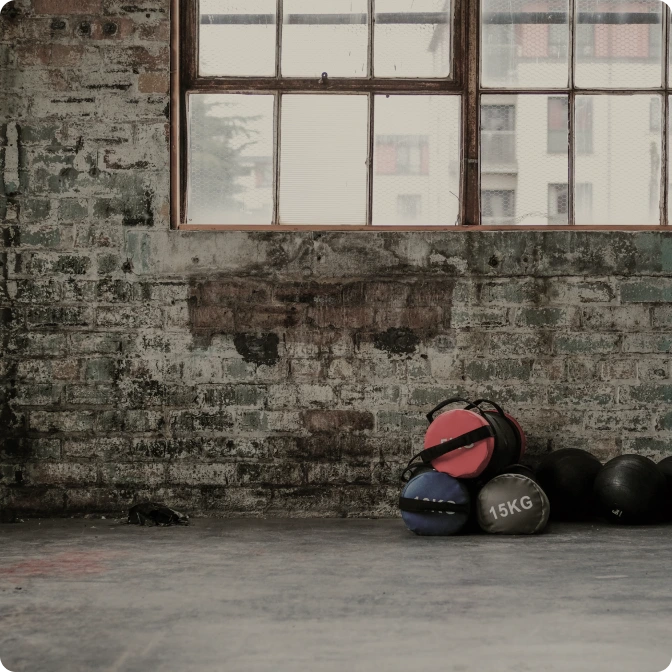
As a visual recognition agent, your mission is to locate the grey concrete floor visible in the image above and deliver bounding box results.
[1,519,671,672]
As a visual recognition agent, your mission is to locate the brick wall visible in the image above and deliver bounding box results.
[2,0,672,518]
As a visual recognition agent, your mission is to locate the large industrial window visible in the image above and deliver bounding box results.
[171,0,671,229]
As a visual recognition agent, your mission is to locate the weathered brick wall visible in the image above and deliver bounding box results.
[2,0,672,518]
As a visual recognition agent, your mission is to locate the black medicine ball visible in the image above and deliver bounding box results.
[536,448,602,520]
[657,455,672,521]
[593,454,666,525]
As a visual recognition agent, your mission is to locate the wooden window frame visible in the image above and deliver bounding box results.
[170,0,671,231]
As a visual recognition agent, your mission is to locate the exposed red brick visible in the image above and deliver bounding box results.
[190,305,235,330]
[197,279,272,306]
[138,72,168,93]
[16,45,51,66]
[50,44,84,66]
[301,410,375,433]
[33,0,103,14]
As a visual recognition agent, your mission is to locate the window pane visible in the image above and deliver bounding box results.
[574,95,661,225]
[481,95,568,225]
[187,94,274,225]
[374,0,451,78]
[281,0,368,77]
[199,0,276,76]
[372,96,460,225]
[574,0,663,89]
[279,95,368,225]
[481,0,569,88]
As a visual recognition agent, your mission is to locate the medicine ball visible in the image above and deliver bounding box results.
[657,456,672,521]
[476,467,550,534]
[408,397,519,480]
[593,454,666,525]
[536,448,602,520]
[399,470,471,536]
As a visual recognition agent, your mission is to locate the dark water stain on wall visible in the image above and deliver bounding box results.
[233,333,280,366]
[374,327,420,357]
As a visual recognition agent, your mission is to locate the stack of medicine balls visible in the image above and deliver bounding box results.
[399,397,672,535]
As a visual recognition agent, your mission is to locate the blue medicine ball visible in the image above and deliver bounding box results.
[399,470,471,536]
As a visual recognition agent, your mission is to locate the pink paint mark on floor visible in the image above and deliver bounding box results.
[0,551,121,578]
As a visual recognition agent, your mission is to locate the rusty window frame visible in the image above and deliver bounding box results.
[171,0,671,230]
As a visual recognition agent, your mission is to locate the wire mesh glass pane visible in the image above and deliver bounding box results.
[199,0,276,76]
[481,0,570,88]
[279,95,368,225]
[480,95,568,225]
[374,0,451,78]
[281,0,368,77]
[574,0,663,88]
[372,95,461,225]
[188,94,274,225]
[574,95,661,225]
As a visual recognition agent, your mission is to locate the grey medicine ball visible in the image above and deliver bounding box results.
[477,473,550,534]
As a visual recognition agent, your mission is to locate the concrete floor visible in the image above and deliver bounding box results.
[1,520,671,672]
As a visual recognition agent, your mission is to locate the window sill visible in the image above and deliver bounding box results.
[176,224,670,232]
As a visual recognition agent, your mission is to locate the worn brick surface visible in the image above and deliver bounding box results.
[3,0,672,518]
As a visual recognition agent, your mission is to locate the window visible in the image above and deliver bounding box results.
[376,136,430,175]
[548,98,568,154]
[548,183,569,224]
[481,105,516,164]
[173,0,671,228]
[482,190,515,223]
[397,194,423,222]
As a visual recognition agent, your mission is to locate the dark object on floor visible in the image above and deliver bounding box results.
[0,508,18,524]
[657,456,672,521]
[128,502,190,526]
[536,448,602,520]
[399,470,471,536]
[476,466,550,535]
[593,455,666,524]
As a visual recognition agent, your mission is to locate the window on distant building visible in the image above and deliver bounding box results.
[548,183,568,224]
[376,136,429,175]
[481,105,516,164]
[482,190,515,224]
[575,183,593,224]
[397,194,422,222]
[174,0,669,228]
[548,97,568,154]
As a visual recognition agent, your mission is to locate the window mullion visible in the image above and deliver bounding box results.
[462,0,481,225]
[366,0,375,226]
[662,3,669,225]
[276,0,283,79]
[568,0,575,225]
[367,93,375,226]
[369,0,375,79]
[274,0,283,225]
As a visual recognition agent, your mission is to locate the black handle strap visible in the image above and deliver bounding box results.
[400,424,494,482]
[426,397,480,424]
[399,497,470,515]
[467,398,507,418]
[419,425,494,463]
